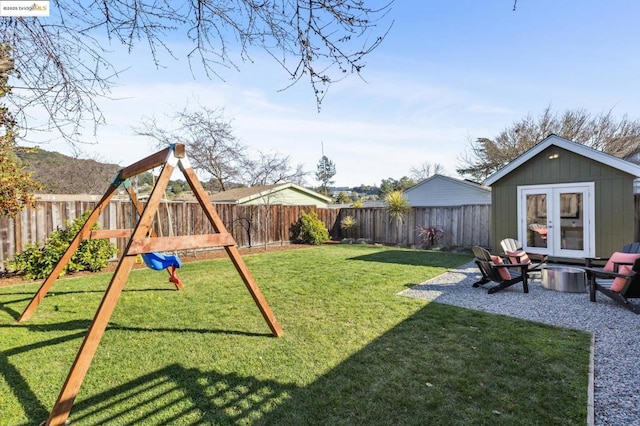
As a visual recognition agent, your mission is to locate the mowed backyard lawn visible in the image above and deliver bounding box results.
[0,245,591,425]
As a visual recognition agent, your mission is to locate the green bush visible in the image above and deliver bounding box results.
[296,211,330,245]
[340,215,358,238]
[9,211,118,279]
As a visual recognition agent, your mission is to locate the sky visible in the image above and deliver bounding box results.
[25,0,640,188]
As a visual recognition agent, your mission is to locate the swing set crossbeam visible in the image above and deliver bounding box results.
[128,233,235,254]
[88,230,235,253]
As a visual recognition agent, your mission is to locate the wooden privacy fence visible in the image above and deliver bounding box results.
[0,195,492,270]
[11,194,640,270]
[0,195,340,270]
[336,205,492,249]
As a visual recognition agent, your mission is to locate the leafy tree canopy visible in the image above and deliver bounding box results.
[316,155,336,195]
[379,176,415,196]
[0,46,41,217]
[457,106,640,182]
[335,191,352,204]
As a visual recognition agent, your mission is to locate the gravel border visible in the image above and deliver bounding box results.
[399,262,640,426]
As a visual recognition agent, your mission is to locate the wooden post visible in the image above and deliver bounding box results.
[180,161,284,337]
[46,159,176,425]
[18,184,119,322]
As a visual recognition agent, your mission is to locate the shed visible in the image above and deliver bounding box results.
[403,174,491,207]
[484,134,640,259]
[208,183,333,208]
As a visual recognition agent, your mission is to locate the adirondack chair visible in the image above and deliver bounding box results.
[584,242,640,268]
[583,245,640,314]
[500,238,547,271]
[472,246,530,294]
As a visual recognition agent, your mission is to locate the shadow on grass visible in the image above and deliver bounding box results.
[70,364,298,425]
[0,287,177,321]
[0,320,272,339]
[9,303,588,425]
[1,327,90,422]
[0,297,31,320]
[0,320,273,342]
[1,319,273,425]
[0,288,177,298]
[253,303,589,425]
[348,249,470,267]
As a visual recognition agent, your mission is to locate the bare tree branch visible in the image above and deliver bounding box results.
[136,106,246,191]
[242,150,308,186]
[410,161,445,181]
[457,105,640,181]
[1,1,393,143]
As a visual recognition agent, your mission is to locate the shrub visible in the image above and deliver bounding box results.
[9,211,118,279]
[416,225,445,248]
[340,215,358,238]
[295,211,330,245]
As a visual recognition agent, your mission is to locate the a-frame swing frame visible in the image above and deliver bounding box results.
[18,144,283,426]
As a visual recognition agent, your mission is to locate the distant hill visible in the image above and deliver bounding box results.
[16,147,120,194]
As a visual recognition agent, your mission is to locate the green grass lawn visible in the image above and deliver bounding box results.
[0,245,591,425]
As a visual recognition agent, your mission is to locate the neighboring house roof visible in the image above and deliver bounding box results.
[403,174,491,207]
[360,200,386,208]
[484,134,640,186]
[208,183,333,207]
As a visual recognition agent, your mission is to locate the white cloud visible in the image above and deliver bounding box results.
[19,1,640,188]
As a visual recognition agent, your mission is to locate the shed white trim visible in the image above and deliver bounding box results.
[484,134,640,186]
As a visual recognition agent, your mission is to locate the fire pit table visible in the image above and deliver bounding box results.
[540,266,587,293]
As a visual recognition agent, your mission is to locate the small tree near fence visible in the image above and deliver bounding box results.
[384,190,411,246]
[340,215,358,239]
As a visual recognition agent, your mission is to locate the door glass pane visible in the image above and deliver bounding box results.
[526,194,547,248]
[560,192,583,250]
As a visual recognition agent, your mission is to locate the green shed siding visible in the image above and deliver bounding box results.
[491,145,635,257]
[491,185,516,250]
[593,176,634,256]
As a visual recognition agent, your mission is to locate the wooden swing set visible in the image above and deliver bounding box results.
[17,144,283,426]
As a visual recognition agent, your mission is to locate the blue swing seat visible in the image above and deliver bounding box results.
[141,252,182,271]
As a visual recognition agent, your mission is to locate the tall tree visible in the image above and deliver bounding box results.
[241,151,307,186]
[0,45,41,217]
[136,107,247,191]
[2,1,392,143]
[315,155,336,195]
[379,176,415,196]
[457,106,640,181]
[137,106,307,190]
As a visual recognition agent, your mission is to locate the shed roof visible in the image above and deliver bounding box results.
[208,183,333,204]
[484,134,640,186]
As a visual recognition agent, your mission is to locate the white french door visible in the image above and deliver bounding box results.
[517,183,595,258]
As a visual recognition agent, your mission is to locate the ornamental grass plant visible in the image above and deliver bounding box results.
[0,245,590,425]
